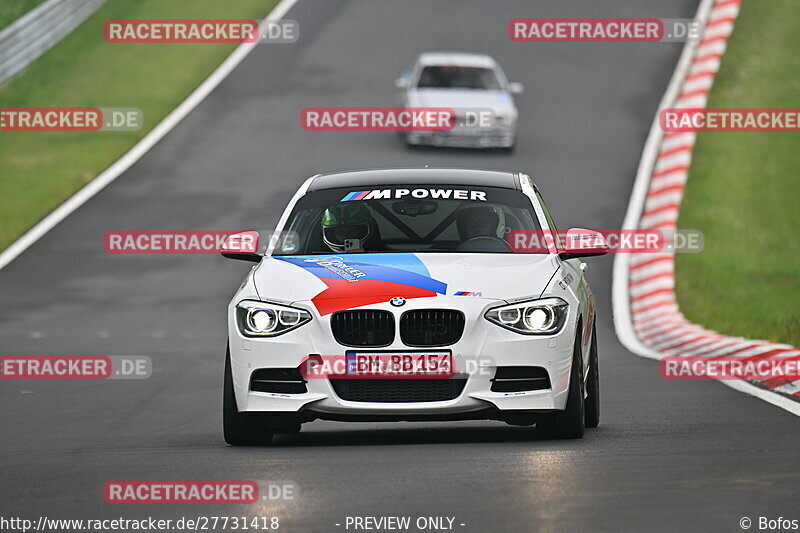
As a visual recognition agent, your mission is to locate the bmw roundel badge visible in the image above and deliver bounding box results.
[390,297,406,307]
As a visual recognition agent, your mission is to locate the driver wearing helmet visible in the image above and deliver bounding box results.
[455,204,509,252]
[456,204,500,240]
[321,204,376,253]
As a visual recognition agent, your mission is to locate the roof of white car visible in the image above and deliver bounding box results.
[308,168,520,191]
[416,52,497,69]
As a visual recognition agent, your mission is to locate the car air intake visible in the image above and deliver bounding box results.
[331,310,395,347]
[490,366,551,393]
[400,309,465,347]
[330,378,467,403]
[250,368,307,394]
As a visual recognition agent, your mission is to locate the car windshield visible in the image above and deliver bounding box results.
[416,66,501,90]
[273,185,542,255]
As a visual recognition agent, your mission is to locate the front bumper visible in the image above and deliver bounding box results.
[228,297,576,419]
[405,126,515,148]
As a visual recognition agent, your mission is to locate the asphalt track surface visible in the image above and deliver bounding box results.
[1,1,798,532]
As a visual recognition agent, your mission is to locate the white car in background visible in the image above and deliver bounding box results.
[221,168,608,445]
[395,52,523,150]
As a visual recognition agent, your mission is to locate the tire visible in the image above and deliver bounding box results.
[223,347,273,446]
[537,328,585,439]
[584,323,600,428]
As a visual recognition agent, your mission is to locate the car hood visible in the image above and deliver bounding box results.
[253,253,558,315]
[407,89,516,115]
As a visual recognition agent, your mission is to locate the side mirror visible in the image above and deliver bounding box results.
[509,81,524,94]
[395,77,410,89]
[559,228,608,260]
[221,231,261,262]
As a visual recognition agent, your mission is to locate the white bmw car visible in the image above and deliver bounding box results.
[222,169,607,445]
[395,52,523,149]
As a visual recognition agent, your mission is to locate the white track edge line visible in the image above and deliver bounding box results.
[0,0,300,272]
[610,0,800,417]
[612,0,714,360]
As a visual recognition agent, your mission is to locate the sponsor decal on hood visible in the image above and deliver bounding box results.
[274,254,447,315]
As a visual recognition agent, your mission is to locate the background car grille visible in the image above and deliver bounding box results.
[250,368,307,394]
[331,310,395,347]
[330,378,467,403]
[490,366,551,393]
[400,309,465,347]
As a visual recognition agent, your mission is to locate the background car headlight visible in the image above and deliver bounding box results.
[485,297,568,335]
[236,300,312,337]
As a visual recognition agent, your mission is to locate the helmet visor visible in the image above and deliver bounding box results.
[323,223,370,246]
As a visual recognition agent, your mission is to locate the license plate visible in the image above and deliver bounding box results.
[345,352,453,377]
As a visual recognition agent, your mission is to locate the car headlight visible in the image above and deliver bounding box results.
[236,300,312,337]
[484,297,568,335]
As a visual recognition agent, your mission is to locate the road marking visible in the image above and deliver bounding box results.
[612,0,800,416]
[0,0,300,273]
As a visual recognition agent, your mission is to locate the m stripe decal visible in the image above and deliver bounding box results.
[341,190,369,201]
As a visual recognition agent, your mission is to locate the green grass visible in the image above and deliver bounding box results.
[675,0,800,346]
[0,0,48,31]
[0,0,277,249]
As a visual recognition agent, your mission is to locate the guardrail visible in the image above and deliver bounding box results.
[0,0,107,85]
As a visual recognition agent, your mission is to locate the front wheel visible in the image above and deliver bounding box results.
[537,329,585,439]
[584,323,600,428]
[223,347,273,446]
